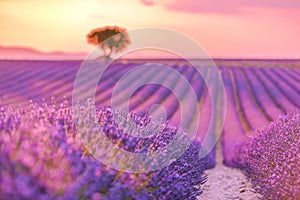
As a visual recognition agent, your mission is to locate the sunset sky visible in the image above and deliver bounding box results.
[1,0,300,58]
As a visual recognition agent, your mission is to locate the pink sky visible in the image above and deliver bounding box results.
[0,0,300,58]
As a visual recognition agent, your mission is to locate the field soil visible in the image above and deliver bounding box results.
[198,142,261,200]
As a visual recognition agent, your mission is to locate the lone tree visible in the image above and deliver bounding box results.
[86,25,130,60]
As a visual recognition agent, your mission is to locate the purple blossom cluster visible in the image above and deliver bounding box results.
[239,113,300,199]
[146,141,207,199]
[96,107,181,153]
[0,100,207,199]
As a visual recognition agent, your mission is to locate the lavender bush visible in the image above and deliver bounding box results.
[239,113,300,199]
[0,100,207,199]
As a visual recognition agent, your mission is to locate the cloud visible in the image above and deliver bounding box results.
[140,0,155,6]
[139,0,300,14]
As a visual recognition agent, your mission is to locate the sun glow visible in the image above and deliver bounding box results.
[0,0,299,58]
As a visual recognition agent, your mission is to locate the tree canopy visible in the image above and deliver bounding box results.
[86,25,130,59]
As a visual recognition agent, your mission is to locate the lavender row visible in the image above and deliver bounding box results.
[238,113,300,199]
[221,66,299,166]
[0,100,208,199]
[0,60,299,168]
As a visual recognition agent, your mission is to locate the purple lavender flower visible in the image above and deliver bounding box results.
[0,100,208,199]
[239,113,300,199]
[146,141,207,200]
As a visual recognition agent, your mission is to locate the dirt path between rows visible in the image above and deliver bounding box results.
[198,140,261,200]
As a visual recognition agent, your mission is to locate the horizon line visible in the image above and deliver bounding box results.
[1,58,300,62]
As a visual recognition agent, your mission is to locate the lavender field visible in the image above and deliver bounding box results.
[0,59,299,199]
